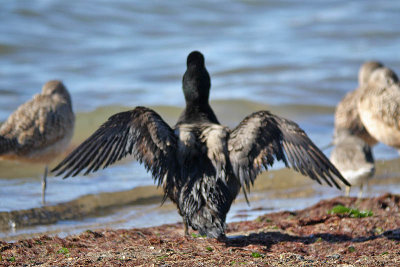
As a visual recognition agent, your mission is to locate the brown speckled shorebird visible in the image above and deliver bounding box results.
[358,67,400,151]
[334,61,384,146]
[330,129,375,198]
[0,80,74,204]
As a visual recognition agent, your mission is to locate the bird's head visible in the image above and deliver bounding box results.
[182,51,211,105]
[369,67,399,86]
[42,80,72,105]
[358,61,384,86]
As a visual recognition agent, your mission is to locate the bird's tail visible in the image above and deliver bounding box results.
[188,207,227,239]
[180,176,240,239]
[0,135,17,155]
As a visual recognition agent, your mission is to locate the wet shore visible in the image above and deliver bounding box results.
[1,193,400,266]
[1,155,400,243]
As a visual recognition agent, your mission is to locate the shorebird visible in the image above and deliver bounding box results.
[53,51,349,239]
[0,80,75,204]
[358,67,400,151]
[330,129,375,198]
[334,61,384,146]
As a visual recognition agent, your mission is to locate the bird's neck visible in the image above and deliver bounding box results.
[177,101,219,125]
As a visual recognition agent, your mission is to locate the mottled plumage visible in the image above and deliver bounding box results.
[358,67,400,151]
[53,51,348,238]
[330,129,375,198]
[334,61,383,146]
[0,80,75,204]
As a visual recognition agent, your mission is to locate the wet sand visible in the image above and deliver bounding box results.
[1,156,400,243]
[1,194,400,266]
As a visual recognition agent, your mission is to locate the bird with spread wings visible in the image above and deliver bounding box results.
[53,51,349,239]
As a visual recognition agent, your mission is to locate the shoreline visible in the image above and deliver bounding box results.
[2,158,400,242]
[1,193,399,265]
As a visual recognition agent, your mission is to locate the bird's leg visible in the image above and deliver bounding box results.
[184,221,189,236]
[42,166,48,205]
[358,183,364,199]
[345,186,350,197]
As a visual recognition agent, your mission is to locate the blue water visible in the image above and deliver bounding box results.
[1,1,399,114]
[1,0,400,237]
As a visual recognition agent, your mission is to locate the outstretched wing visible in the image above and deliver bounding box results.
[52,106,178,193]
[228,110,350,192]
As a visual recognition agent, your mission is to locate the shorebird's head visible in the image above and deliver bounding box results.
[358,61,384,86]
[42,80,67,95]
[369,67,399,86]
[42,80,72,105]
[182,51,211,105]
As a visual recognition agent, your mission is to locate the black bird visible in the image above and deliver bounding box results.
[53,51,349,239]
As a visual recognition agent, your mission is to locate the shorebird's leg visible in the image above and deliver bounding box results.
[358,183,364,199]
[345,186,350,197]
[42,166,48,205]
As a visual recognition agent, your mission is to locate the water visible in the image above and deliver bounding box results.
[1,0,400,240]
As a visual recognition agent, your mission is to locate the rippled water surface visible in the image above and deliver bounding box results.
[1,0,400,239]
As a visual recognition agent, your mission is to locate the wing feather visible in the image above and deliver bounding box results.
[87,136,118,173]
[228,111,350,192]
[52,106,179,193]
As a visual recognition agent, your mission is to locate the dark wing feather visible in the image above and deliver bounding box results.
[228,110,350,192]
[52,106,179,195]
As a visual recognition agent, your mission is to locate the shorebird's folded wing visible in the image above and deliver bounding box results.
[359,83,400,132]
[228,111,350,192]
[52,106,178,190]
[0,94,72,154]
